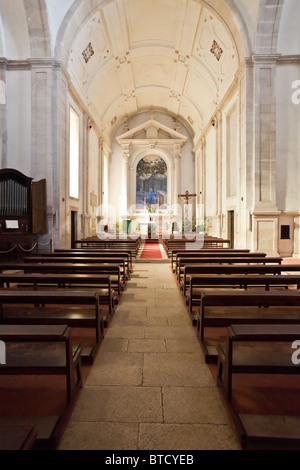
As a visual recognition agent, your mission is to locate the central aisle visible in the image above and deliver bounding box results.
[59,262,240,450]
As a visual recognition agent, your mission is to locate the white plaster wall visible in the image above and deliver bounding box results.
[276,63,300,212]
[277,0,300,55]
[88,127,100,206]
[181,139,194,196]
[0,0,31,59]
[110,136,123,219]
[226,0,260,54]
[45,0,74,56]
[6,70,31,173]
[205,127,217,217]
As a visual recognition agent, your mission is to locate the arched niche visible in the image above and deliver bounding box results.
[132,150,171,214]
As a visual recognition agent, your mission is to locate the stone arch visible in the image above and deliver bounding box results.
[277,0,300,55]
[23,0,52,57]
[255,0,284,54]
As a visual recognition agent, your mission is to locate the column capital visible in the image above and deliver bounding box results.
[122,144,130,162]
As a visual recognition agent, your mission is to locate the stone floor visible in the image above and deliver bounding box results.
[59,262,241,450]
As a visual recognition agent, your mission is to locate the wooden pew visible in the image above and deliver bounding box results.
[0,289,103,363]
[171,249,253,271]
[24,255,129,283]
[181,263,300,297]
[217,323,300,400]
[197,289,300,362]
[0,263,122,296]
[42,251,132,274]
[163,236,231,256]
[75,237,141,255]
[0,424,37,450]
[187,274,300,313]
[0,272,116,317]
[176,255,279,281]
[0,324,82,448]
[54,248,134,270]
[216,324,300,449]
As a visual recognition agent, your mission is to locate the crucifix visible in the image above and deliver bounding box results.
[178,190,197,205]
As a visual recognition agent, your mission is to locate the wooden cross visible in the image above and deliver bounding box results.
[178,190,197,205]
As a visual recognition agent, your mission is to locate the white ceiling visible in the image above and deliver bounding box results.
[67,0,240,143]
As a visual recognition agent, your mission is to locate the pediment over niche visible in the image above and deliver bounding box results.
[117,119,188,146]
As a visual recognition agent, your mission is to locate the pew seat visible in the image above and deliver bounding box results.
[0,424,37,450]
[0,272,116,319]
[0,290,103,364]
[0,324,82,449]
[216,324,300,449]
[187,274,300,313]
[197,289,300,363]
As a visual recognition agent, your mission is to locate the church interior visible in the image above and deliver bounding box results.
[1,0,300,452]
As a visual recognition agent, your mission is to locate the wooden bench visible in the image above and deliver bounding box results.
[171,249,256,271]
[177,257,282,283]
[0,324,82,449]
[216,324,300,449]
[181,263,300,297]
[176,254,273,279]
[217,324,300,401]
[0,424,37,450]
[187,274,300,313]
[24,255,129,283]
[197,289,300,363]
[164,237,231,255]
[0,263,122,296]
[42,251,132,275]
[54,248,134,270]
[0,272,116,317]
[75,237,141,255]
[0,290,103,364]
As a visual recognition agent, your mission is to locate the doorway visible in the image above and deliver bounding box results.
[227,210,234,248]
[71,210,78,248]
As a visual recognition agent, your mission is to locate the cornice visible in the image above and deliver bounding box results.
[0,58,71,74]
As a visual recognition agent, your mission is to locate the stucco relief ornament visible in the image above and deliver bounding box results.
[210,40,223,61]
[82,42,94,63]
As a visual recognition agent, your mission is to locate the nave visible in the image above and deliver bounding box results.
[58,262,240,451]
[1,241,300,451]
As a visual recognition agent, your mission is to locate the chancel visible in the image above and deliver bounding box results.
[0,0,300,452]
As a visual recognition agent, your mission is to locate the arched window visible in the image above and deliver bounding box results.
[136,155,167,210]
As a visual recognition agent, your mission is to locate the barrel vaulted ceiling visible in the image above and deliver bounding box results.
[67,0,242,144]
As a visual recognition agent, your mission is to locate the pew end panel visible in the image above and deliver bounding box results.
[0,324,82,449]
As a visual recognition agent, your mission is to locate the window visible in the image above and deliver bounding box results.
[69,107,79,199]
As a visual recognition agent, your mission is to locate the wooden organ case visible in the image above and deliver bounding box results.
[0,168,47,258]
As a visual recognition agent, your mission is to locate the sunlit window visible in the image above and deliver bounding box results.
[69,107,79,199]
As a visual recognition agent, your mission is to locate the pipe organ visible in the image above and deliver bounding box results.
[0,168,37,256]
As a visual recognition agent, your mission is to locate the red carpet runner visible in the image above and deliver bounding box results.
[139,238,162,259]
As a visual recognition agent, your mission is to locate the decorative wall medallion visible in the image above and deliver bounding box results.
[210,40,223,61]
[82,43,94,63]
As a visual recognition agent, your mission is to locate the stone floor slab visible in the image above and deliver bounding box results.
[142,352,214,387]
[86,351,143,386]
[162,386,231,424]
[59,421,139,450]
[138,423,241,450]
[145,325,196,339]
[128,338,166,353]
[68,385,163,423]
